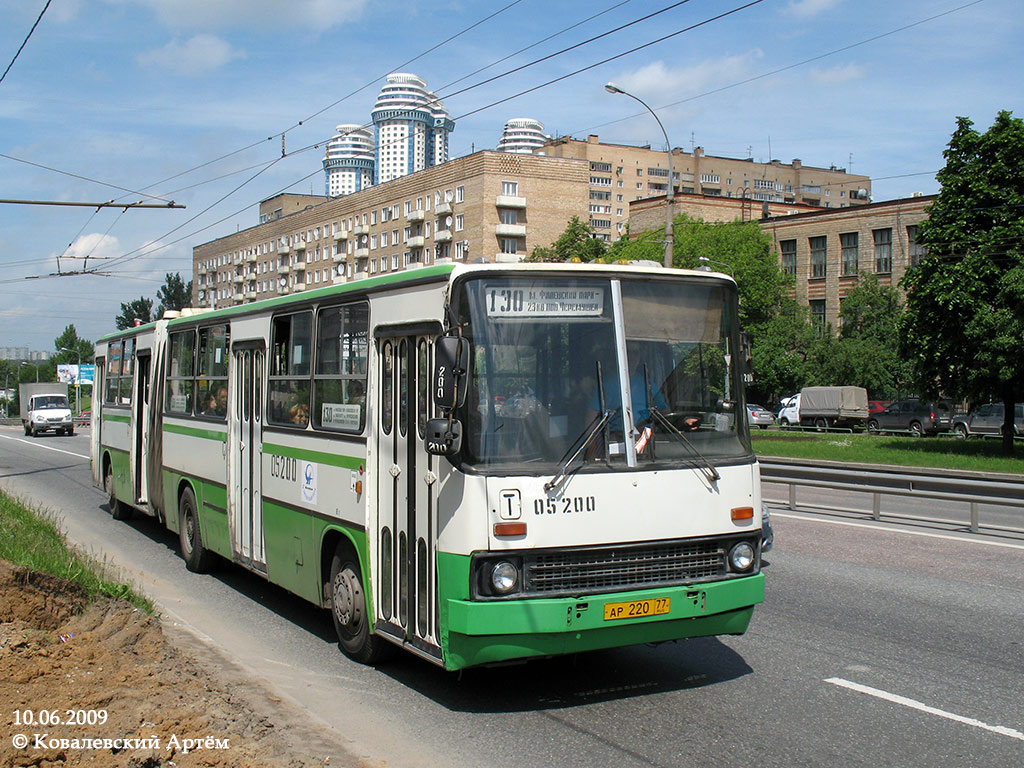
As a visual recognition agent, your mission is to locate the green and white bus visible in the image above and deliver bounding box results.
[93,262,766,671]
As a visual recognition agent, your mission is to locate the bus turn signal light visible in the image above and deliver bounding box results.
[494,522,527,537]
[731,506,754,521]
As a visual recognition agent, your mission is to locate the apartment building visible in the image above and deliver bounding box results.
[193,151,588,308]
[540,135,872,242]
[761,195,934,329]
[629,192,933,329]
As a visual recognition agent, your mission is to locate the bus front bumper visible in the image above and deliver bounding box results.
[442,572,764,670]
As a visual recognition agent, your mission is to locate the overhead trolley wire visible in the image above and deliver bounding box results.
[21,0,765,282]
[0,0,52,86]
[90,0,766,278]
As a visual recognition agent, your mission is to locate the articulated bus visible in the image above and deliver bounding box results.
[92,262,766,671]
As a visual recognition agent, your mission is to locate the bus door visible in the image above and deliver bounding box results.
[133,352,151,505]
[230,344,266,571]
[376,332,440,660]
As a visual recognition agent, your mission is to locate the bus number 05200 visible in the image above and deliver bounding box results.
[534,496,596,515]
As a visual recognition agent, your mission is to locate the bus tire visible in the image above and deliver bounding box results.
[179,486,215,573]
[105,460,132,521]
[330,544,388,665]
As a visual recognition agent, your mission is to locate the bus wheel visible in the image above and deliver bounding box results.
[105,461,132,521]
[330,545,388,665]
[179,487,215,573]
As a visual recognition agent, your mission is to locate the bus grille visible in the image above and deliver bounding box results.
[524,539,727,595]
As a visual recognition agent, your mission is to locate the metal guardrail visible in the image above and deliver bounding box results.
[759,457,1024,534]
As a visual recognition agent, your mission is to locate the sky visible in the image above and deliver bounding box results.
[0,0,1020,351]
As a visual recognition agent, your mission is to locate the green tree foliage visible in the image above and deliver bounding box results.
[53,324,93,364]
[901,110,1024,454]
[156,272,194,317]
[115,297,154,330]
[525,216,608,262]
[805,273,909,395]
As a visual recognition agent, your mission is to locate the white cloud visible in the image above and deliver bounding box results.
[785,0,841,18]
[611,51,765,108]
[810,63,865,85]
[54,233,122,270]
[137,34,245,76]
[134,0,366,30]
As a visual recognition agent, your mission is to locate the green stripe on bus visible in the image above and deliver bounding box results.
[163,422,228,442]
[101,413,131,424]
[261,442,363,469]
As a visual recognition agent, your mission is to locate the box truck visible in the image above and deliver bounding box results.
[19,382,74,436]
[777,386,868,430]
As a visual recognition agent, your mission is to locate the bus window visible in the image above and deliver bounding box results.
[268,311,312,427]
[166,330,196,415]
[313,303,368,433]
[196,325,230,418]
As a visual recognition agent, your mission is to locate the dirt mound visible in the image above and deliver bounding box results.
[0,561,356,768]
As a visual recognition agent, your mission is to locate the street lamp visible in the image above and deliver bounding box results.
[605,82,675,269]
[58,347,82,415]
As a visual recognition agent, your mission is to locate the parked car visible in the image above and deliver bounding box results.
[746,404,774,429]
[868,400,890,416]
[952,402,1024,439]
[866,399,953,436]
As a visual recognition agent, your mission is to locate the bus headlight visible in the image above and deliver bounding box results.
[490,561,519,594]
[729,541,756,572]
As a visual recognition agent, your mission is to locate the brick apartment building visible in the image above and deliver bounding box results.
[539,134,872,243]
[628,193,934,330]
[761,195,934,328]
[193,151,587,308]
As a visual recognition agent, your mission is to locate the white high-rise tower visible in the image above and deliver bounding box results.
[497,118,549,154]
[371,73,454,184]
[323,124,375,197]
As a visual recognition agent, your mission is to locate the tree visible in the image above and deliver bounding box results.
[526,217,607,262]
[115,297,154,330]
[822,273,910,396]
[901,110,1024,454]
[53,324,93,364]
[156,272,194,317]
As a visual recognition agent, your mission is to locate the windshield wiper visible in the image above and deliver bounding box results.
[637,362,719,483]
[545,360,612,493]
[544,409,613,492]
[648,408,720,483]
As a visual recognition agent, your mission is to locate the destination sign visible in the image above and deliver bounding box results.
[484,284,604,318]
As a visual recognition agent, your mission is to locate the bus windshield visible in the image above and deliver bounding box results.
[454,274,752,472]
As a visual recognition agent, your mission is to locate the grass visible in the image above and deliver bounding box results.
[752,430,1024,475]
[0,488,153,612]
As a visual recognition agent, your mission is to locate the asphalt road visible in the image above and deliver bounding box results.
[2,425,1022,768]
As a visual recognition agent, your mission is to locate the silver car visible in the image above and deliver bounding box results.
[952,402,1024,438]
[746,404,774,429]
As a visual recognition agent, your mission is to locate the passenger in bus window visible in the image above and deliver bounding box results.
[213,386,228,417]
[290,402,309,426]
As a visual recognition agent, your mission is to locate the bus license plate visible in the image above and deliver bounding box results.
[603,597,670,621]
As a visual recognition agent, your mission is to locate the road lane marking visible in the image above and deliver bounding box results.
[770,511,1024,551]
[0,433,89,460]
[825,678,1024,741]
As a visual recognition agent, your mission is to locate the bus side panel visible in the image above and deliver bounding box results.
[259,442,368,607]
[160,469,231,558]
[262,499,319,605]
[160,420,229,552]
[100,412,132,502]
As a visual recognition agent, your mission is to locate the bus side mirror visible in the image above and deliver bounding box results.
[434,336,469,411]
[739,331,754,386]
[425,418,462,456]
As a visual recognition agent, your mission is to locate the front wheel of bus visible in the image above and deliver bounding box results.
[330,546,388,665]
[105,461,131,521]
[179,487,215,573]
